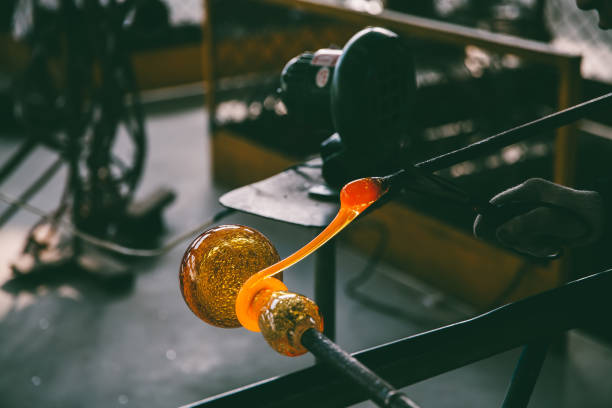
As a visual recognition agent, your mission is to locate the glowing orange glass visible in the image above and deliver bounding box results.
[235,177,388,331]
[179,225,285,328]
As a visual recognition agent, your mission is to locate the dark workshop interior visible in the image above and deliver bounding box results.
[1,1,612,407]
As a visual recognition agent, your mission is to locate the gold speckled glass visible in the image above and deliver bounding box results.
[179,225,281,328]
[257,291,323,356]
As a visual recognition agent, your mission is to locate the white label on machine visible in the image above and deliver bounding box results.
[315,67,330,88]
[311,49,342,67]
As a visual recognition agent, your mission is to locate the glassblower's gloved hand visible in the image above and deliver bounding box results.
[473,178,604,258]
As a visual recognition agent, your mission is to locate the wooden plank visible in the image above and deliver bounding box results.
[212,129,297,186]
[131,44,204,90]
[258,0,580,67]
[1,33,204,90]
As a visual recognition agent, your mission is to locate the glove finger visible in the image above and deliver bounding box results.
[473,213,485,239]
[489,178,551,205]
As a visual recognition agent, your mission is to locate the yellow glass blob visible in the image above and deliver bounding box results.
[255,290,323,357]
[179,224,284,328]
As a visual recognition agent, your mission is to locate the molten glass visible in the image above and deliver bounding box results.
[256,290,323,356]
[178,176,388,354]
[179,225,285,328]
[236,177,387,331]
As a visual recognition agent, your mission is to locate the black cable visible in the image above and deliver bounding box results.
[343,221,448,327]
[345,221,389,299]
[487,261,534,309]
[345,218,539,322]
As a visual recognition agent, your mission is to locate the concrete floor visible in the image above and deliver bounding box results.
[1,100,611,408]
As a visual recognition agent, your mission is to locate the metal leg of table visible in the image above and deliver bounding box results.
[315,237,336,342]
[501,340,549,408]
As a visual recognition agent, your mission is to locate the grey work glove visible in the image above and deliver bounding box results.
[473,178,604,258]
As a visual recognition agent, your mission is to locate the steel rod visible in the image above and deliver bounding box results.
[501,340,550,408]
[0,157,64,227]
[415,92,612,173]
[301,328,420,408]
[314,237,336,341]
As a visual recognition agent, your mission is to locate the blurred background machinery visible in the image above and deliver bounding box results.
[1,0,176,279]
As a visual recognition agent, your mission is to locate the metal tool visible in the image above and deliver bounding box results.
[360,92,612,258]
[377,166,590,259]
[301,328,421,408]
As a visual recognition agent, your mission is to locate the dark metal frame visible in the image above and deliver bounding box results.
[183,269,612,408]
